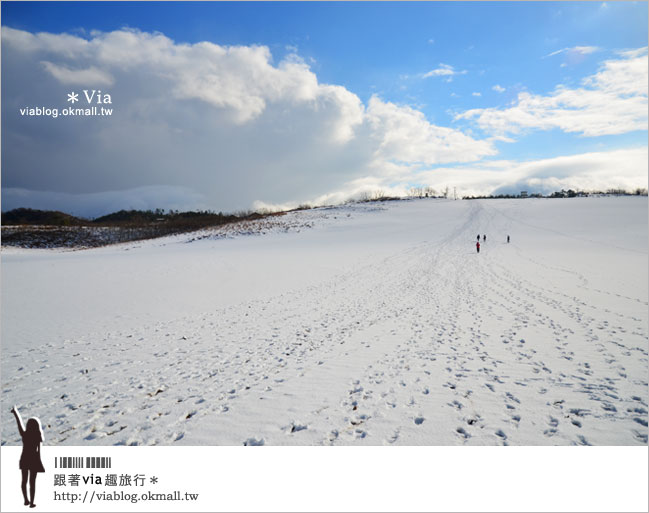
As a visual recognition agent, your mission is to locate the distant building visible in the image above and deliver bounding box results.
[520,191,528,198]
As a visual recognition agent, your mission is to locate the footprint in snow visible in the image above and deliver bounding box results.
[456,427,470,440]
[387,430,400,444]
[287,422,308,434]
[243,437,265,446]
[632,431,648,444]
[449,400,463,410]
[354,429,367,439]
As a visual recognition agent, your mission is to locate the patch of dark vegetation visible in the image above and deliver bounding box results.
[355,190,404,203]
[1,226,116,248]
[1,208,86,226]
[1,207,286,249]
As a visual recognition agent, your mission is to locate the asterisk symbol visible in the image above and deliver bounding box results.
[67,92,79,104]
[150,476,158,484]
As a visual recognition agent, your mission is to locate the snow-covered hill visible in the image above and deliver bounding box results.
[2,197,647,445]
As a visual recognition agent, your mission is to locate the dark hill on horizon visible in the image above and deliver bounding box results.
[1,208,87,226]
[1,207,263,227]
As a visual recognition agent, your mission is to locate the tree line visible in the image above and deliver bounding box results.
[462,188,648,200]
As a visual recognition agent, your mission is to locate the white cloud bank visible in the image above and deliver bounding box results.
[457,48,648,137]
[285,146,648,210]
[1,27,647,216]
[417,146,649,198]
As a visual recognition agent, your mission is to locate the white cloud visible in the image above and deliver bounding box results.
[4,27,364,131]
[1,27,493,216]
[457,48,648,137]
[544,45,600,68]
[492,84,505,93]
[583,47,647,97]
[41,61,114,86]
[472,92,482,97]
[421,63,467,81]
[2,26,91,57]
[366,96,496,166]
[544,45,599,59]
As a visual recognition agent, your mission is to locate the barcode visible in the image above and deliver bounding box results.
[55,457,112,469]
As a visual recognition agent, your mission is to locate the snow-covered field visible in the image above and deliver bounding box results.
[2,197,647,446]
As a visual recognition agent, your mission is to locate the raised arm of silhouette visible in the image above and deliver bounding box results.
[11,406,45,508]
[11,405,25,436]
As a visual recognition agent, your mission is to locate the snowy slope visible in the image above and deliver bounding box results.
[2,197,647,446]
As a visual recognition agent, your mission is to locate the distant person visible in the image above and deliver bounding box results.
[477,234,480,241]
[483,234,486,242]
[507,235,510,243]
[11,406,44,508]
[476,241,480,253]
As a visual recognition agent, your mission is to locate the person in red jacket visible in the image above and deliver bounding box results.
[476,241,480,253]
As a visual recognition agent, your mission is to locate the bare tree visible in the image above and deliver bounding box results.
[423,186,436,198]
[372,189,387,201]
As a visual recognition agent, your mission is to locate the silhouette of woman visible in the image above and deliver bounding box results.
[11,406,44,508]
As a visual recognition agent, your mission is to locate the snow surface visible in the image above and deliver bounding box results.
[2,197,647,446]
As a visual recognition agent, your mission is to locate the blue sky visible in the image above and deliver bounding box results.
[2,1,647,215]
